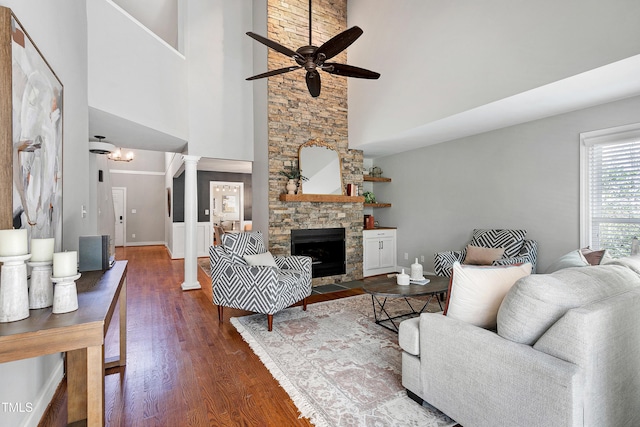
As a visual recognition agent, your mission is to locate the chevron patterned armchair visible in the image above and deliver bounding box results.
[210,231,312,331]
[434,229,538,277]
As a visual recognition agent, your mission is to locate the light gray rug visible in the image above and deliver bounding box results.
[232,294,456,427]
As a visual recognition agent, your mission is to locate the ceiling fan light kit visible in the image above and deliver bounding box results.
[246,0,380,98]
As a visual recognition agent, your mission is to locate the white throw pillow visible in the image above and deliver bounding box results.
[243,251,278,267]
[445,262,532,329]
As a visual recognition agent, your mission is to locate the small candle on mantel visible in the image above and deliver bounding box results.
[53,251,78,278]
[0,229,28,257]
[30,238,55,262]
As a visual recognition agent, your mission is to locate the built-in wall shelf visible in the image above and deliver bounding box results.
[279,194,365,203]
[364,176,391,182]
[364,203,392,208]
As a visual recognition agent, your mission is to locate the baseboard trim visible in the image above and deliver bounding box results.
[22,357,64,427]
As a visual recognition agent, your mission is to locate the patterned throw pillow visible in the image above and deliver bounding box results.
[222,231,267,265]
[470,229,527,259]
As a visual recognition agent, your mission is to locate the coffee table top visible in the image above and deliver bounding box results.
[362,274,449,298]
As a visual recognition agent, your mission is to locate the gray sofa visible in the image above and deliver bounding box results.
[398,258,640,427]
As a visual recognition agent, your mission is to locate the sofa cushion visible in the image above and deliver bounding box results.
[398,317,421,356]
[497,265,640,345]
[602,254,640,276]
[470,229,527,258]
[445,262,532,329]
[463,245,505,265]
[545,249,589,273]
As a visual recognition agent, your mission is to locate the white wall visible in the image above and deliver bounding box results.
[0,1,90,425]
[87,0,188,142]
[111,0,179,50]
[347,0,640,148]
[186,0,254,159]
[371,95,640,274]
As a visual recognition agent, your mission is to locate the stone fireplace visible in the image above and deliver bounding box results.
[265,0,364,286]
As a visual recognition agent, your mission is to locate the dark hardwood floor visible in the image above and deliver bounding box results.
[39,245,368,426]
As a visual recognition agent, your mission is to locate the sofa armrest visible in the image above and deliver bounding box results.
[433,251,464,277]
[418,313,583,427]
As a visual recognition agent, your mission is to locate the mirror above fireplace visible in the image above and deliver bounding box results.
[298,139,343,195]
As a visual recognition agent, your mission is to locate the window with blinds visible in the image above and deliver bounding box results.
[582,125,640,258]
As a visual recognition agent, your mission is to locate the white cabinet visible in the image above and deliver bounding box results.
[363,228,397,277]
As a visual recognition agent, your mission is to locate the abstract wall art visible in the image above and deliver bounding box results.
[0,7,63,251]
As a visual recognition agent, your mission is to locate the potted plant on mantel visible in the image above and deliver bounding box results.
[279,166,308,194]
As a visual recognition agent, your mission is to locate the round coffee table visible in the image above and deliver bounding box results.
[362,275,449,332]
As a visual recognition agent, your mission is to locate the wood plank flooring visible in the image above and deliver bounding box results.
[39,245,366,426]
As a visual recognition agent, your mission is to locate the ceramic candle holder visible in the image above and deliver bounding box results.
[0,254,32,322]
[51,273,81,314]
[28,261,54,309]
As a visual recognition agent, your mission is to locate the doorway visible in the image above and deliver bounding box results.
[112,187,126,247]
[209,181,244,242]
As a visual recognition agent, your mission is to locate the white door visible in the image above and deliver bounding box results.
[112,187,126,247]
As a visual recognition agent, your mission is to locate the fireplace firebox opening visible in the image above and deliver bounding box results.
[291,228,346,278]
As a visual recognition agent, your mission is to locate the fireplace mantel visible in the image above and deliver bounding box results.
[279,194,365,203]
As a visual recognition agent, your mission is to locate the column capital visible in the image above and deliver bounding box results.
[182,155,201,165]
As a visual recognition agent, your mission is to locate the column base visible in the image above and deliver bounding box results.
[181,281,202,291]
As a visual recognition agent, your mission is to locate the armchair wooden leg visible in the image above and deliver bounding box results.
[267,314,273,332]
[303,297,307,311]
[218,305,224,323]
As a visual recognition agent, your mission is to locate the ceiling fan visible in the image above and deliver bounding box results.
[246,0,380,98]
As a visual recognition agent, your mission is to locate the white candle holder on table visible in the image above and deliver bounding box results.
[28,261,54,309]
[51,273,81,314]
[0,254,32,323]
[51,251,79,314]
[28,238,55,309]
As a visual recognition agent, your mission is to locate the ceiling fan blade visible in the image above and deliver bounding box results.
[323,63,380,79]
[246,32,301,60]
[305,70,321,98]
[315,26,363,61]
[246,66,302,81]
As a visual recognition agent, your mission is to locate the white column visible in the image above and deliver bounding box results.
[181,155,202,290]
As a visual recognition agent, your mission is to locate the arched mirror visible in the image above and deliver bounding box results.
[298,139,343,195]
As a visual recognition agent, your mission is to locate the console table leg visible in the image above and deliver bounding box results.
[67,348,87,423]
[87,345,105,426]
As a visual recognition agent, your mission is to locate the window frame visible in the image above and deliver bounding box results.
[580,122,640,250]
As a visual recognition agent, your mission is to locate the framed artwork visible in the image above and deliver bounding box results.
[167,188,171,217]
[222,195,237,213]
[0,8,63,250]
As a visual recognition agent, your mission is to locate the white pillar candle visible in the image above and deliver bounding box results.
[53,251,77,278]
[30,238,55,262]
[0,229,28,257]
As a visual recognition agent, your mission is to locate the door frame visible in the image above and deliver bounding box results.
[112,187,127,247]
[209,181,244,243]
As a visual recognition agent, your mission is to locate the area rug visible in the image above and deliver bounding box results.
[231,294,456,427]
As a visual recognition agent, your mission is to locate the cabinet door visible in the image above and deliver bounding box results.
[364,238,382,270]
[378,236,395,268]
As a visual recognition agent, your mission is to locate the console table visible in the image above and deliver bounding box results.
[0,260,128,426]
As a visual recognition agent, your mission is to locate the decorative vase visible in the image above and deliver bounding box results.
[286,179,297,195]
[410,258,424,280]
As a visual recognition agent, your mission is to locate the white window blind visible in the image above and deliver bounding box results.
[585,136,640,257]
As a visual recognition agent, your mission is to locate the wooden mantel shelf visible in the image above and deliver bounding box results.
[279,194,365,203]
[363,176,391,182]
